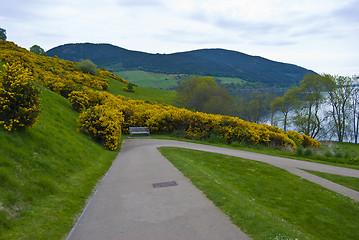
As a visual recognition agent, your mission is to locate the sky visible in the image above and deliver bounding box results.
[1,0,358,76]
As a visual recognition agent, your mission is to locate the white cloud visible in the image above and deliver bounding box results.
[0,0,358,76]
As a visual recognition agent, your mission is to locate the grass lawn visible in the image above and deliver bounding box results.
[304,170,359,192]
[0,87,119,239]
[150,134,359,170]
[159,147,359,240]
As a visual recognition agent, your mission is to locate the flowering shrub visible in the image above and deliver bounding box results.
[68,87,114,112]
[122,83,136,93]
[302,134,321,148]
[0,61,41,131]
[78,104,124,150]
[69,86,321,151]
[0,40,321,151]
[287,130,320,148]
[0,41,128,95]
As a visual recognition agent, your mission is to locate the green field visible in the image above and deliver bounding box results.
[115,70,251,91]
[116,70,179,89]
[159,147,359,240]
[107,77,177,105]
[216,76,247,84]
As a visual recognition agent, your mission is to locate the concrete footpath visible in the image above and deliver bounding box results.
[66,139,359,240]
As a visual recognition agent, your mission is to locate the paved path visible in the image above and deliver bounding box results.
[67,139,359,240]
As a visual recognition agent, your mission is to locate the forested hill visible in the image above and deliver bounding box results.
[47,43,315,87]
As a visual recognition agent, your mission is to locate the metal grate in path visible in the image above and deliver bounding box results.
[152,181,177,188]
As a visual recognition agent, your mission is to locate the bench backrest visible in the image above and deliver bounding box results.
[129,127,149,133]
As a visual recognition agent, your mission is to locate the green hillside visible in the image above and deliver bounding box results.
[106,76,177,104]
[47,43,316,89]
[116,70,179,89]
[112,70,284,96]
[0,87,119,239]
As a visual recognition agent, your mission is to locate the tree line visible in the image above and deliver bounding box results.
[176,75,278,121]
[271,73,359,143]
[176,74,359,143]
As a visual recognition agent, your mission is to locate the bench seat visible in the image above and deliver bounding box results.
[129,127,150,137]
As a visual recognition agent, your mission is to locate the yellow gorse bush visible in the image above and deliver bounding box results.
[78,103,124,150]
[0,40,320,151]
[71,87,320,151]
[0,61,41,131]
[0,40,128,96]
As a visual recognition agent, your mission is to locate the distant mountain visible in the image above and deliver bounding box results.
[47,43,315,88]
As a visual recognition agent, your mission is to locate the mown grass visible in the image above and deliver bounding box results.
[149,134,359,170]
[159,147,359,240]
[116,70,178,89]
[0,87,119,239]
[107,77,177,105]
[304,170,359,192]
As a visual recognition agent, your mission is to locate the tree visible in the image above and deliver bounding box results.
[292,73,325,138]
[0,27,6,41]
[246,92,275,123]
[30,45,47,56]
[322,74,354,142]
[0,62,41,131]
[352,75,359,143]
[177,76,233,115]
[75,59,98,76]
[270,87,299,131]
[122,82,136,93]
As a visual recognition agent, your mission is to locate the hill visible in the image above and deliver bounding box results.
[47,43,315,88]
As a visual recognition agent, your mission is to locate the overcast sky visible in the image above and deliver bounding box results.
[1,0,358,76]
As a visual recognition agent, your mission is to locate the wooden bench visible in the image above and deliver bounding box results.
[129,127,150,137]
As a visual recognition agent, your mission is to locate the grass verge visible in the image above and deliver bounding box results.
[304,170,359,192]
[148,134,359,170]
[0,87,119,239]
[159,147,359,240]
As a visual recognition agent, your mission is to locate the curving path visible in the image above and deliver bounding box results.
[66,139,359,240]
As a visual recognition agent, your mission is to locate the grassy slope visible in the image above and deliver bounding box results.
[304,170,359,192]
[0,87,119,239]
[114,70,250,91]
[216,76,247,84]
[116,70,177,89]
[107,77,177,105]
[159,147,359,240]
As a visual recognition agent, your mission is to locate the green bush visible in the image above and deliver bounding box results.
[0,62,41,131]
[296,147,304,156]
[303,148,313,156]
[122,83,136,93]
[206,133,227,144]
[75,59,98,76]
[325,151,333,158]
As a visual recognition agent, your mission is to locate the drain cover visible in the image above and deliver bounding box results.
[152,181,177,188]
